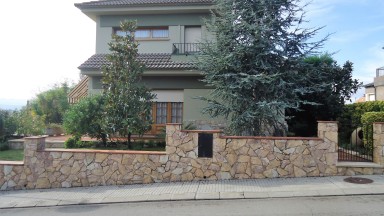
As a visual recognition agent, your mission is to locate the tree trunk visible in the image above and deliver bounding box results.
[101,133,108,147]
[127,132,132,149]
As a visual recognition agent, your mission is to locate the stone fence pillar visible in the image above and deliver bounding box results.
[24,136,46,165]
[317,121,338,152]
[373,123,384,165]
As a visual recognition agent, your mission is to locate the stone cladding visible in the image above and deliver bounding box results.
[1,122,384,190]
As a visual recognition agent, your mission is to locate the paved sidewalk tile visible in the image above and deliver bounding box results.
[219,192,244,199]
[57,200,81,206]
[146,193,172,201]
[291,190,320,197]
[14,201,38,208]
[35,200,60,207]
[195,192,220,200]
[171,192,196,200]
[102,196,144,203]
[77,198,105,204]
[1,175,384,209]
[342,188,374,195]
[316,189,345,196]
[243,192,270,199]
[268,191,294,198]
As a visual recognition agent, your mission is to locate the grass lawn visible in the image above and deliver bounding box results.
[0,149,24,161]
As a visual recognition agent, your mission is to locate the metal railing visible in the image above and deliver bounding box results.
[172,43,201,55]
[338,122,373,162]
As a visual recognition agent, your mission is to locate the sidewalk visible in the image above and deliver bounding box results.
[1,175,384,209]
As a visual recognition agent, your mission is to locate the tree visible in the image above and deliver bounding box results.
[14,106,45,136]
[0,109,18,139]
[198,0,328,136]
[287,55,361,136]
[102,20,155,147]
[0,110,5,140]
[30,82,72,124]
[63,94,108,146]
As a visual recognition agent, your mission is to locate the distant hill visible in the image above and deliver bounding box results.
[0,99,26,110]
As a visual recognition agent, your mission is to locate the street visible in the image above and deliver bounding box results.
[1,195,384,216]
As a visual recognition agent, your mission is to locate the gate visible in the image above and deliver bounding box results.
[338,120,373,162]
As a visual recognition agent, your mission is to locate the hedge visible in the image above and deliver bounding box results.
[338,101,384,145]
[361,112,384,152]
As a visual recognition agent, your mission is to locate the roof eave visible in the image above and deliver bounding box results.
[75,4,214,20]
[75,2,214,10]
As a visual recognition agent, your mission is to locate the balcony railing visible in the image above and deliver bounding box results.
[172,43,201,55]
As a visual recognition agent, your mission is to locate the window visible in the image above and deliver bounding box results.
[153,102,183,124]
[171,103,183,123]
[115,30,130,37]
[368,94,375,101]
[156,102,168,124]
[135,29,151,38]
[114,27,169,39]
[136,28,169,39]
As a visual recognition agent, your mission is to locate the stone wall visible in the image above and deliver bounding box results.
[1,121,384,190]
[0,137,168,190]
[165,122,338,180]
[8,139,64,149]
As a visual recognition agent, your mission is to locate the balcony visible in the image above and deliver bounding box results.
[172,43,201,55]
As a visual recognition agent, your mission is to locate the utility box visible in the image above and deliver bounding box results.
[198,133,213,158]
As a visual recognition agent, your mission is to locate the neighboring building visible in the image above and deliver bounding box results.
[71,0,222,134]
[364,66,384,101]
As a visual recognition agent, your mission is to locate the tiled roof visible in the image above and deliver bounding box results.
[78,53,196,70]
[75,0,214,9]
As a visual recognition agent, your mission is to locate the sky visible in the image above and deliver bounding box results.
[0,0,383,109]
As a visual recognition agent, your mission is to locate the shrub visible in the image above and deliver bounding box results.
[183,122,197,130]
[361,112,384,150]
[46,123,65,136]
[63,94,108,146]
[338,101,384,145]
[0,142,9,151]
[340,101,384,126]
[156,141,166,148]
[64,136,79,149]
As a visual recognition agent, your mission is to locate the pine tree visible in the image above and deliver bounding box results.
[198,0,328,136]
[102,20,155,147]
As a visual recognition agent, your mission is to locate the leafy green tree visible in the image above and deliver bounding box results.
[63,94,108,146]
[14,107,45,136]
[0,109,18,139]
[198,0,328,136]
[102,20,155,147]
[30,82,72,124]
[287,55,361,136]
[0,110,5,139]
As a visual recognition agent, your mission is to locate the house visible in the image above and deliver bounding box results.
[364,66,384,101]
[71,0,223,134]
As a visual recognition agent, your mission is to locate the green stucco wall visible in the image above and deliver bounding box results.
[143,76,207,90]
[90,75,206,90]
[100,14,208,27]
[183,89,213,121]
[95,14,211,54]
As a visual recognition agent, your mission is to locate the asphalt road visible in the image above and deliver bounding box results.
[1,195,384,216]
